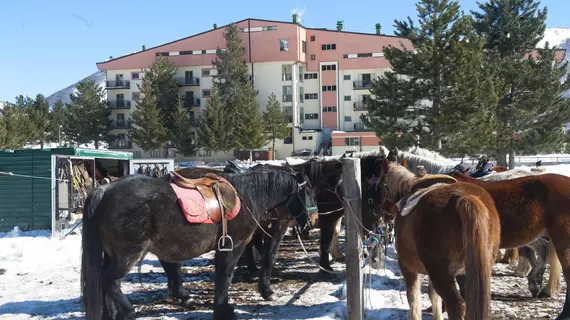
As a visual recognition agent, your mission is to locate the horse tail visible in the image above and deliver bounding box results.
[545,240,562,296]
[457,195,493,320]
[81,185,108,320]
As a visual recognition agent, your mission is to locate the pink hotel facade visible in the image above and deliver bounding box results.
[96,17,413,159]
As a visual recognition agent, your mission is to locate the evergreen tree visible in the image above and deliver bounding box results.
[262,93,289,156]
[1,100,32,149]
[171,97,198,156]
[129,77,169,152]
[48,99,67,146]
[472,0,570,167]
[196,86,232,159]
[28,94,51,148]
[233,81,267,158]
[65,78,111,148]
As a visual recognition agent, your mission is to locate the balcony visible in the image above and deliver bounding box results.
[184,98,201,108]
[286,115,293,123]
[353,80,372,90]
[106,80,130,89]
[108,141,132,149]
[353,101,365,111]
[354,122,368,131]
[109,120,132,129]
[108,100,131,109]
[282,73,292,81]
[177,77,200,86]
[283,94,293,102]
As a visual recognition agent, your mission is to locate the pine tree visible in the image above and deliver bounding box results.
[1,100,32,149]
[129,77,169,152]
[143,57,179,129]
[472,0,570,167]
[262,93,289,156]
[234,81,267,158]
[171,97,198,156]
[362,0,492,153]
[48,99,67,146]
[65,78,111,148]
[196,86,232,159]
[28,94,51,148]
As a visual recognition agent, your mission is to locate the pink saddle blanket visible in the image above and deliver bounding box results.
[170,183,241,224]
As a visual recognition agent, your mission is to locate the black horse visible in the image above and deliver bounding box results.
[81,167,318,320]
[239,151,389,281]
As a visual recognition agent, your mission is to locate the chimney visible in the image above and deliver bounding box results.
[292,13,298,24]
[142,45,146,51]
[213,23,218,29]
[337,21,344,32]
[375,23,381,35]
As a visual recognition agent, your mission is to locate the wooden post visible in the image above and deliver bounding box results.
[342,157,364,320]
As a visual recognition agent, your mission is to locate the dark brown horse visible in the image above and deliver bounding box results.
[375,156,501,320]
[448,171,570,319]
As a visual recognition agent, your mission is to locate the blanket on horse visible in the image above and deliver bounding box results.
[397,183,447,217]
[170,173,241,225]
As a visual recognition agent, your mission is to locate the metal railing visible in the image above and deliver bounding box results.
[108,141,132,149]
[353,80,372,90]
[184,98,201,108]
[107,100,131,109]
[353,101,365,111]
[106,80,130,89]
[177,77,200,86]
[283,94,293,102]
[109,121,132,129]
[282,73,292,81]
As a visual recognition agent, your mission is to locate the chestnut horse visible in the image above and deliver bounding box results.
[448,171,570,319]
[376,156,500,320]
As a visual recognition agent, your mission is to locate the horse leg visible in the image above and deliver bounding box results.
[428,273,465,320]
[428,280,444,320]
[329,217,345,262]
[500,248,519,264]
[258,218,290,301]
[540,240,562,297]
[401,267,422,320]
[213,244,248,320]
[318,214,342,274]
[514,247,533,278]
[547,228,570,320]
[159,259,193,306]
[521,239,549,298]
[102,254,138,320]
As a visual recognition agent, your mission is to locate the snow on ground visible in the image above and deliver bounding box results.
[1,164,569,319]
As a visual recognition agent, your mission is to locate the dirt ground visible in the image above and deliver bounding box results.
[121,230,567,319]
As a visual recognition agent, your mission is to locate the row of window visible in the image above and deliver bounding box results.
[126,69,212,81]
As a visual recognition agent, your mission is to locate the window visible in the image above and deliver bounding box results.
[344,75,351,80]
[304,73,318,80]
[304,93,318,99]
[156,52,170,57]
[131,73,140,80]
[280,39,289,52]
[357,53,373,58]
[282,85,293,102]
[322,85,337,92]
[322,106,337,112]
[203,89,211,97]
[202,69,211,77]
[321,44,336,50]
[311,54,316,60]
[321,64,337,71]
[345,137,360,146]
[344,116,352,122]
[132,92,140,102]
[302,41,306,53]
[343,54,349,59]
[299,86,304,102]
[116,93,124,101]
[302,136,314,140]
[305,113,319,119]
[201,50,207,54]
[180,50,193,55]
[310,35,316,42]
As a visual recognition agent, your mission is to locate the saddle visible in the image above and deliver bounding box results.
[170,170,239,250]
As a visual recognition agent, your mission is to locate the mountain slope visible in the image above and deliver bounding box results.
[45,71,105,106]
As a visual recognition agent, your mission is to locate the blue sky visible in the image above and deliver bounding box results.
[1,0,569,102]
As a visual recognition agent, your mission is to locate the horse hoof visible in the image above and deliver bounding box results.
[513,271,526,278]
[264,293,277,301]
[180,298,197,309]
[537,290,552,298]
[214,304,237,320]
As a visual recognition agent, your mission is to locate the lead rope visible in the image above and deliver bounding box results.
[294,226,345,275]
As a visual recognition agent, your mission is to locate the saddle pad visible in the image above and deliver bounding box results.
[397,183,446,217]
[170,183,241,224]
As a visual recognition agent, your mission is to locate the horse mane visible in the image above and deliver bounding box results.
[407,146,454,163]
[385,162,416,201]
[400,152,456,174]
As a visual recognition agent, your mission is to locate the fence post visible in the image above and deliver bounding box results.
[342,157,364,320]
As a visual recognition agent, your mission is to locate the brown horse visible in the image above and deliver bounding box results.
[449,171,570,318]
[376,156,500,320]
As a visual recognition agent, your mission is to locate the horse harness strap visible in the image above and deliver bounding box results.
[170,171,238,250]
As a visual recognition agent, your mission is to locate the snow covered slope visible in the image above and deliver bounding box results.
[45,71,105,106]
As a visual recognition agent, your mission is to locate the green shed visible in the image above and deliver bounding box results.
[0,148,133,234]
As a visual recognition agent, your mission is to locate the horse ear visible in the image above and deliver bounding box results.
[382,156,389,175]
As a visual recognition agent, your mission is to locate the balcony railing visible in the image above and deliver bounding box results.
[184,98,201,108]
[106,80,130,89]
[353,80,372,90]
[286,115,293,123]
[353,101,365,111]
[110,120,132,129]
[283,94,293,102]
[177,77,200,86]
[353,122,368,131]
[108,141,132,149]
[108,100,131,109]
[282,73,292,81]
